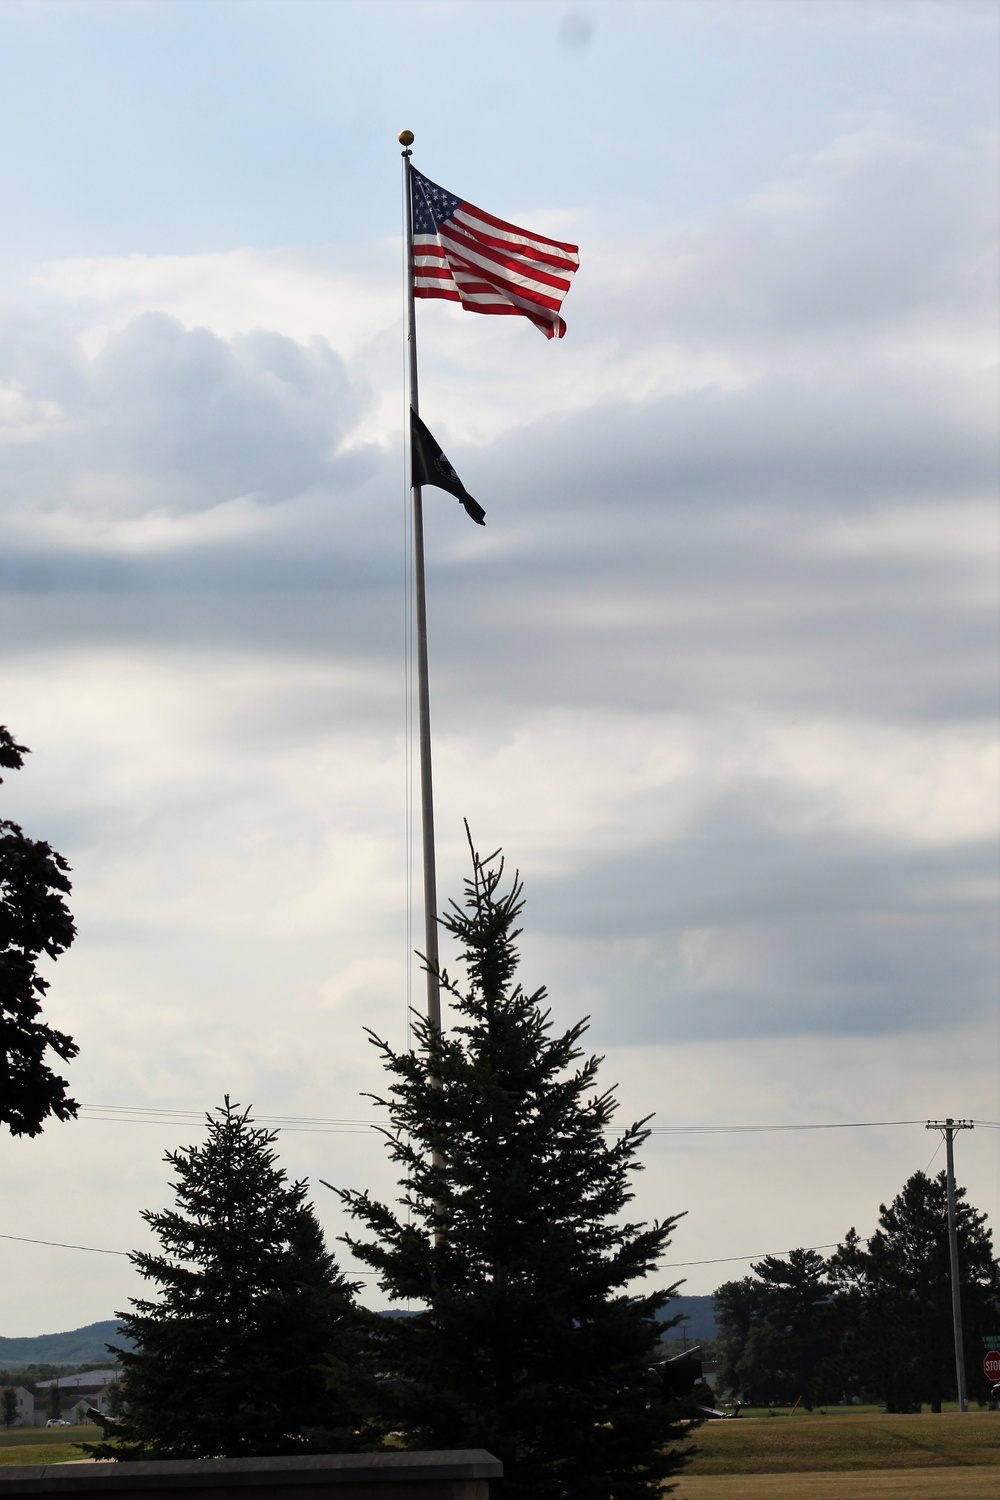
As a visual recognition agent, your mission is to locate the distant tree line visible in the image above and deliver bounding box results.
[714,1171,1000,1412]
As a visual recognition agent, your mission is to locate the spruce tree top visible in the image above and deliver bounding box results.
[337,834,691,1498]
[93,1099,364,1460]
[345,836,672,1296]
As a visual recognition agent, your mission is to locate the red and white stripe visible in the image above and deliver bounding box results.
[414,199,579,340]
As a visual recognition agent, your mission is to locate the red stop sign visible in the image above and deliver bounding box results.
[984,1350,1000,1382]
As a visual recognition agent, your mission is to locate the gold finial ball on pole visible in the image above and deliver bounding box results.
[398,129,415,146]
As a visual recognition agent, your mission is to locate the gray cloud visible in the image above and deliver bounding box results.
[525,793,998,1043]
[0,348,993,723]
[87,315,369,506]
[585,132,995,345]
[1,310,374,520]
[480,386,994,524]
[0,122,994,1056]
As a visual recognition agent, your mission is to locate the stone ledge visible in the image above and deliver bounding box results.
[0,1453,501,1500]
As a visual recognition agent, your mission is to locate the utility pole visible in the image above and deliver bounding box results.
[926,1118,974,1412]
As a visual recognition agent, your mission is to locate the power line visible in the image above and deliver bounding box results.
[0,1232,129,1257]
[661,1239,859,1269]
[80,1105,374,1125]
[923,1135,945,1174]
[2,1227,869,1277]
[0,1230,376,1276]
[79,1105,960,1135]
[13,1110,987,1276]
[645,1119,926,1135]
[79,1106,374,1134]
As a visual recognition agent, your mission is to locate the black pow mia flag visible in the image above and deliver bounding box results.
[410,409,486,526]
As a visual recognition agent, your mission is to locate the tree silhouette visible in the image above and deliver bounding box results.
[716,1249,832,1407]
[336,833,692,1499]
[89,1099,367,1459]
[0,726,77,1136]
[828,1171,1000,1411]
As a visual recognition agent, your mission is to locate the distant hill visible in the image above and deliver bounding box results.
[0,1300,717,1365]
[0,1320,132,1366]
[656,1295,717,1339]
[386,1295,718,1339]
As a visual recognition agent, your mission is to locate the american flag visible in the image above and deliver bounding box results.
[411,168,580,340]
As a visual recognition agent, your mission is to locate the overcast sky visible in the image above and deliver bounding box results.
[1,0,997,1337]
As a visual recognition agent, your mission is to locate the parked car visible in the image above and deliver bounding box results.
[45,1419,71,1427]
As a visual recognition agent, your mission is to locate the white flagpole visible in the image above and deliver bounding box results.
[400,130,441,1032]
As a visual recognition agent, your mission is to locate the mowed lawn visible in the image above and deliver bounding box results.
[3,1412,1000,1496]
[0,1428,95,1466]
[674,1471,999,1499]
[683,1409,1000,1473]
[672,1412,1000,1500]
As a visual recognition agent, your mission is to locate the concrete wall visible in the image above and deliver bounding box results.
[0,1452,501,1500]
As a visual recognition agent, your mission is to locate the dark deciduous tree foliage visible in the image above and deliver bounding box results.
[89,1099,366,1460]
[336,835,691,1500]
[1,1388,17,1429]
[827,1171,1000,1412]
[0,726,78,1137]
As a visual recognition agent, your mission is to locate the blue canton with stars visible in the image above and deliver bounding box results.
[412,169,462,233]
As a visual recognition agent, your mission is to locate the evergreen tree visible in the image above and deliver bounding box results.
[827,1171,1000,1411]
[713,1277,759,1402]
[89,1099,367,1460]
[336,836,691,1500]
[743,1250,832,1408]
[1,1388,17,1429]
[46,1383,63,1423]
[0,726,78,1137]
[714,1250,833,1407]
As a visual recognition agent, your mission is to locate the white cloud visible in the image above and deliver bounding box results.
[0,381,65,445]
[0,308,377,553]
[33,246,399,362]
[23,127,994,458]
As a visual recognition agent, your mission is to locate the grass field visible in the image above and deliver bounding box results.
[729,1402,970,1419]
[684,1409,1000,1475]
[0,1448,91,1467]
[3,1410,999,1495]
[674,1411,1000,1498]
[0,1428,95,1466]
[674,1471,1000,1499]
